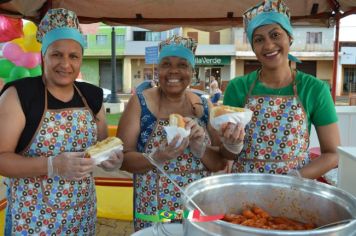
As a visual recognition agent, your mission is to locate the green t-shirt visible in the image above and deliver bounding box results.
[223,70,338,132]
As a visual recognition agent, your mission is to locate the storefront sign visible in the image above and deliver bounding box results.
[195,56,230,66]
[145,46,159,64]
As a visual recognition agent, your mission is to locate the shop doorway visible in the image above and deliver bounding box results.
[204,67,221,93]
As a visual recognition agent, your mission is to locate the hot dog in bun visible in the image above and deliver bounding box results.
[169,113,185,128]
[85,137,123,159]
[211,105,244,118]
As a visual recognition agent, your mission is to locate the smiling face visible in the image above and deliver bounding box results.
[158,56,193,96]
[43,39,83,88]
[252,24,292,70]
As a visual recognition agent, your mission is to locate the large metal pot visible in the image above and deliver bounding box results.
[183,174,356,236]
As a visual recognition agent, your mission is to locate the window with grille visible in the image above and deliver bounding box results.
[343,67,356,93]
[209,32,220,44]
[115,35,125,44]
[145,32,162,41]
[96,35,108,46]
[187,32,198,43]
[306,32,322,44]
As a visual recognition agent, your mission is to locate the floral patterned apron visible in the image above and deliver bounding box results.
[231,76,310,174]
[8,85,97,235]
[134,118,209,231]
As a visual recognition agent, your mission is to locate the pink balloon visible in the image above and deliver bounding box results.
[2,42,22,62]
[12,52,40,69]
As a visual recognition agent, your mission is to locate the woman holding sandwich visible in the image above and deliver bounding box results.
[223,0,340,179]
[118,35,245,231]
[0,9,123,235]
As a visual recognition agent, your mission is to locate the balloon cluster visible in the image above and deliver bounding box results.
[0,21,42,84]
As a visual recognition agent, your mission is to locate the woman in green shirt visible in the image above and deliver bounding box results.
[223,0,340,179]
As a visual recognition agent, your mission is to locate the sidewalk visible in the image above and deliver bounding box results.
[96,218,134,236]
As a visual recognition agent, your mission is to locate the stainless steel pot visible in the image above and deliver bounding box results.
[183,174,356,236]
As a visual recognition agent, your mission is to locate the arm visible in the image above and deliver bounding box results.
[200,123,228,171]
[96,104,109,141]
[118,95,154,173]
[193,101,236,172]
[299,123,340,179]
[0,87,48,177]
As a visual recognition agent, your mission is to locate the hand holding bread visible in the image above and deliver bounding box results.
[85,137,124,165]
[210,105,251,154]
[48,152,95,180]
[164,114,190,146]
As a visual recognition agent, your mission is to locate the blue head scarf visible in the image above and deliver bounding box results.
[158,35,197,67]
[243,0,301,63]
[36,8,85,55]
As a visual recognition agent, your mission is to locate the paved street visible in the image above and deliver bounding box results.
[96,218,134,236]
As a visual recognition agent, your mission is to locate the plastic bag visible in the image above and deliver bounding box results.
[210,108,253,131]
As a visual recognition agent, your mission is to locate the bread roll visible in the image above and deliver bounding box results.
[211,105,244,118]
[169,113,185,128]
[85,137,123,158]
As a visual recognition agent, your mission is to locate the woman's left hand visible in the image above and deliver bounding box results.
[99,149,124,171]
[219,122,245,154]
[185,117,206,158]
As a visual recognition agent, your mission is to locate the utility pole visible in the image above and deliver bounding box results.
[108,26,119,103]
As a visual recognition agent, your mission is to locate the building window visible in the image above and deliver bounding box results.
[115,35,125,44]
[343,67,356,93]
[243,32,249,44]
[145,32,162,41]
[83,35,88,48]
[96,35,108,46]
[307,32,322,44]
[209,32,220,44]
[187,32,198,43]
[167,28,180,38]
[133,31,146,41]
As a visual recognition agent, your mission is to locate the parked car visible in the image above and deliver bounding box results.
[102,88,111,102]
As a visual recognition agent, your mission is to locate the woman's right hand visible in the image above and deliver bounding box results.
[151,135,189,163]
[220,122,245,144]
[49,152,95,180]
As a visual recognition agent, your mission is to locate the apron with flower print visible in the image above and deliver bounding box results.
[231,77,310,174]
[8,86,97,235]
[134,118,210,231]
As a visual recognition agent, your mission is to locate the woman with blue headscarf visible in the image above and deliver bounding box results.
[0,8,123,235]
[223,0,339,179]
[118,35,244,231]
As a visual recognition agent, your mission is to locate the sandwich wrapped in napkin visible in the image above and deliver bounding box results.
[210,105,253,131]
[164,114,190,146]
[85,137,123,165]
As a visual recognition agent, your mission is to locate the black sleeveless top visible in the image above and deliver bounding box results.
[0,76,103,153]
